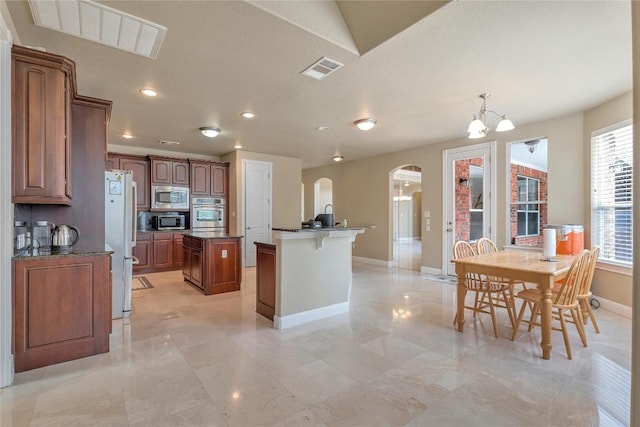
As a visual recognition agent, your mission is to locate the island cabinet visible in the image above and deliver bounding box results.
[182,234,241,295]
[150,156,190,187]
[255,242,276,321]
[107,154,150,210]
[13,253,112,372]
[12,45,75,205]
[189,160,229,197]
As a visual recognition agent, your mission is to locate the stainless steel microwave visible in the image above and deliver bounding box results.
[151,186,189,211]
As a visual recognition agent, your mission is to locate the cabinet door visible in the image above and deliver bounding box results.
[106,155,120,171]
[132,240,152,272]
[12,60,71,205]
[212,240,240,286]
[190,249,203,288]
[120,157,150,210]
[211,165,227,196]
[256,244,276,320]
[153,239,173,269]
[172,161,190,186]
[173,235,184,268]
[182,246,191,279]
[190,162,211,196]
[151,159,172,185]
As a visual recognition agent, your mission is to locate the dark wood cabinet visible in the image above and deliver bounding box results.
[173,233,184,268]
[13,254,111,372]
[150,156,190,187]
[255,242,276,321]
[182,235,241,295]
[107,154,150,211]
[12,45,74,205]
[132,235,152,273]
[189,160,229,197]
[152,234,173,269]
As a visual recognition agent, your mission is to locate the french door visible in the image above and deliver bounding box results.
[442,142,496,275]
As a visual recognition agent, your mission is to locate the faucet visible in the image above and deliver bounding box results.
[324,204,333,214]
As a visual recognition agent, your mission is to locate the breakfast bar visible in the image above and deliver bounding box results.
[255,227,367,329]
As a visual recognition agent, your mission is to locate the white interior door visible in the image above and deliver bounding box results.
[442,142,496,275]
[243,160,272,267]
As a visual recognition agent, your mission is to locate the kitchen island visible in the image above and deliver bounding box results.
[182,232,242,295]
[255,226,368,329]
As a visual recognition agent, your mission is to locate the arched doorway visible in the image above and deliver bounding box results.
[314,178,333,217]
[391,166,422,270]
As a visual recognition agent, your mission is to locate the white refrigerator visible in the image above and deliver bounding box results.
[105,171,137,319]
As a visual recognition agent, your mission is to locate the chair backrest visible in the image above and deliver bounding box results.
[476,237,498,255]
[578,247,600,297]
[554,250,591,306]
[453,240,476,259]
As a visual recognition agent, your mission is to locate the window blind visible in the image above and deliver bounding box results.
[591,123,633,265]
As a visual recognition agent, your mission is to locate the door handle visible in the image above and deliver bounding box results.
[247,227,252,230]
[446,228,453,232]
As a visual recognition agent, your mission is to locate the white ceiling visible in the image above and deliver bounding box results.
[6,1,632,169]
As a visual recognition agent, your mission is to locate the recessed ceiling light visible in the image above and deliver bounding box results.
[199,127,221,138]
[403,181,410,187]
[241,112,255,119]
[354,118,376,131]
[332,155,344,162]
[234,143,243,149]
[122,133,134,139]
[316,126,329,131]
[140,88,158,97]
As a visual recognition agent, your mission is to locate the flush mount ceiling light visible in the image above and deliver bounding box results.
[467,93,515,139]
[122,133,134,139]
[332,155,344,162]
[140,88,158,97]
[316,126,330,131]
[28,0,167,58]
[241,112,255,119]
[354,118,376,131]
[199,127,221,138]
[524,140,540,153]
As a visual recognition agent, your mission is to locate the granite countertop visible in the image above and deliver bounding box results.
[183,231,244,239]
[138,229,190,234]
[13,245,114,260]
[272,224,375,232]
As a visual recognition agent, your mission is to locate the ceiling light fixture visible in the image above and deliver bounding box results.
[122,133,133,139]
[332,155,344,162]
[316,126,329,131]
[241,112,255,119]
[354,118,376,131]
[467,93,514,139]
[234,142,243,149]
[524,140,540,153]
[403,181,410,187]
[140,88,158,97]
[199,127,221,138]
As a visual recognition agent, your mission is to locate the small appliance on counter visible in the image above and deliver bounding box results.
[137,211,152,232]
[14,221,27,253]
[152,213,186,230]
[51,224,80,253]
[301,220,322,229]
[314,204,335,228]
[32,220,55,249]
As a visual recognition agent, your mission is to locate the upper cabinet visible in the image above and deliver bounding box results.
[190,160,229,197]
[107,154,150,210]
[12,46,75,205]
[150,156,189,187]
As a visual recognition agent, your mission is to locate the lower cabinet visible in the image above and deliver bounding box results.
[13,254,111,372]
[182,235,241,295]
[134,232,185,274]
[255,242,276,321]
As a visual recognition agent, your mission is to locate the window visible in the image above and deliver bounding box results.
[592,122,633,265]
[516,176,540,237]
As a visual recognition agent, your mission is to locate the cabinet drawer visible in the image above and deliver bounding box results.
[153,232,172,241]
[191,238,204,250]
[136,232,152,241]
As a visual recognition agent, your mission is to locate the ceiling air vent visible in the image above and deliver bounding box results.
[158,140,181,146]
[301,57,344,80]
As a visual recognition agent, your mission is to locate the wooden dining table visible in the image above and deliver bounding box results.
[451,249,576,359]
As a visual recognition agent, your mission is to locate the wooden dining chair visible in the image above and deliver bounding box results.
[452,240,515,338]
[511,250,590,359]
[576,247,600,334]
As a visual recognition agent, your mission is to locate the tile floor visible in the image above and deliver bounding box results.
[0,262,631,426]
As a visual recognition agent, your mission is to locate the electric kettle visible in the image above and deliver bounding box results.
[51,224,80,251]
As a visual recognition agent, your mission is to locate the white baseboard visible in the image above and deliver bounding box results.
[352,256,395,267]
[421,266,441,275]
[591,294,631,319]
[274,301,349,330]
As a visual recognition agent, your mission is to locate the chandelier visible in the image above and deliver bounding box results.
[467,93,515,139]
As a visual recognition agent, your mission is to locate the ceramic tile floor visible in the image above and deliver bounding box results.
[0,262,632,426]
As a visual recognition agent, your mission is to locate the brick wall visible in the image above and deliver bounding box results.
[455,157,484,241]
